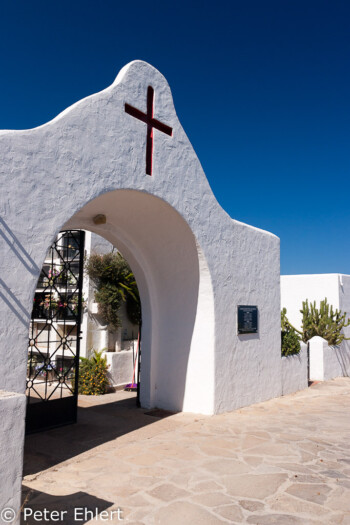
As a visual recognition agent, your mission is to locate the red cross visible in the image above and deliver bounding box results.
[125,86,173,176]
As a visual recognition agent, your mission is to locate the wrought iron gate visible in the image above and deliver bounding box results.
[26,230,85,434]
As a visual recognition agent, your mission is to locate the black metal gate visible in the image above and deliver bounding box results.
[26,230,85,434]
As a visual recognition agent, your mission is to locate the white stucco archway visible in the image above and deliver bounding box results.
[0,56,282,415]
[0,60,282,518]
[0,59,280,418]
[63,189,215,413]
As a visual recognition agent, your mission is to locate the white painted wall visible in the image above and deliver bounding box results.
[339,275,350,376]
[104,350,137,388]
[309,336,350,381]
[281,343,308,396]
[214,220,281,412]
[281,274,341,330]
[0,391,26,525]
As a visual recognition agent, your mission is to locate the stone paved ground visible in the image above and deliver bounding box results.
[22,378,350,524]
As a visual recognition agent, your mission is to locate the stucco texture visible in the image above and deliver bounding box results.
[0,391,26,525]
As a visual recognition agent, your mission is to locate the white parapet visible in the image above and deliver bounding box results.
[0,391,26,525]
[104,350,137,388]
[309,336,349,381]
[281,343,308,396]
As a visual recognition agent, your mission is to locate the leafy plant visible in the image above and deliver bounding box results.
[85,252,141,329]
[78,350,110,395]
[281,308,301,356]
[126,291,141,325]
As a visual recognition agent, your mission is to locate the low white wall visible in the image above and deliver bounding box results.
[0,391,26,525]
[104,350,137,387]
[281,343,308,395]
[339,275,350,376]
[309,336,350,381]
[281,273,350,379]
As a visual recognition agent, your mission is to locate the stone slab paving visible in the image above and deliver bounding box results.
[22,378,350,524]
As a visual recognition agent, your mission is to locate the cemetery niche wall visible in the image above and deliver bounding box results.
[0,61,281,519]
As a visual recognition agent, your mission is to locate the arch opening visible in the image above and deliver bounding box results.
[58,189,215,414]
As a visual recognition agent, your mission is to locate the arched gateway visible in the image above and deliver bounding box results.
[0,61,281,517]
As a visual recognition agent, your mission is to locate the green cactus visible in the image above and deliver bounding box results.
[301,298,350,345]
[281,298,350,354]
[290,298,350,346]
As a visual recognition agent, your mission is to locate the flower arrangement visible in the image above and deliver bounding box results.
[40,294,58,311]
[48,268,59,280]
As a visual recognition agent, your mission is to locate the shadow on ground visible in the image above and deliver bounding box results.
[23,392,172,477]
[21,485,115,525]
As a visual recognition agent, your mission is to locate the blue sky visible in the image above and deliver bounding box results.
[1,0,349,274]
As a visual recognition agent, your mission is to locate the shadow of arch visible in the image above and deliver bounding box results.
[22,485,114,525]
[36,189,216,414]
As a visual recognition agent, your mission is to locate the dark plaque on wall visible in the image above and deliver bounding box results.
[237,305,258,334]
